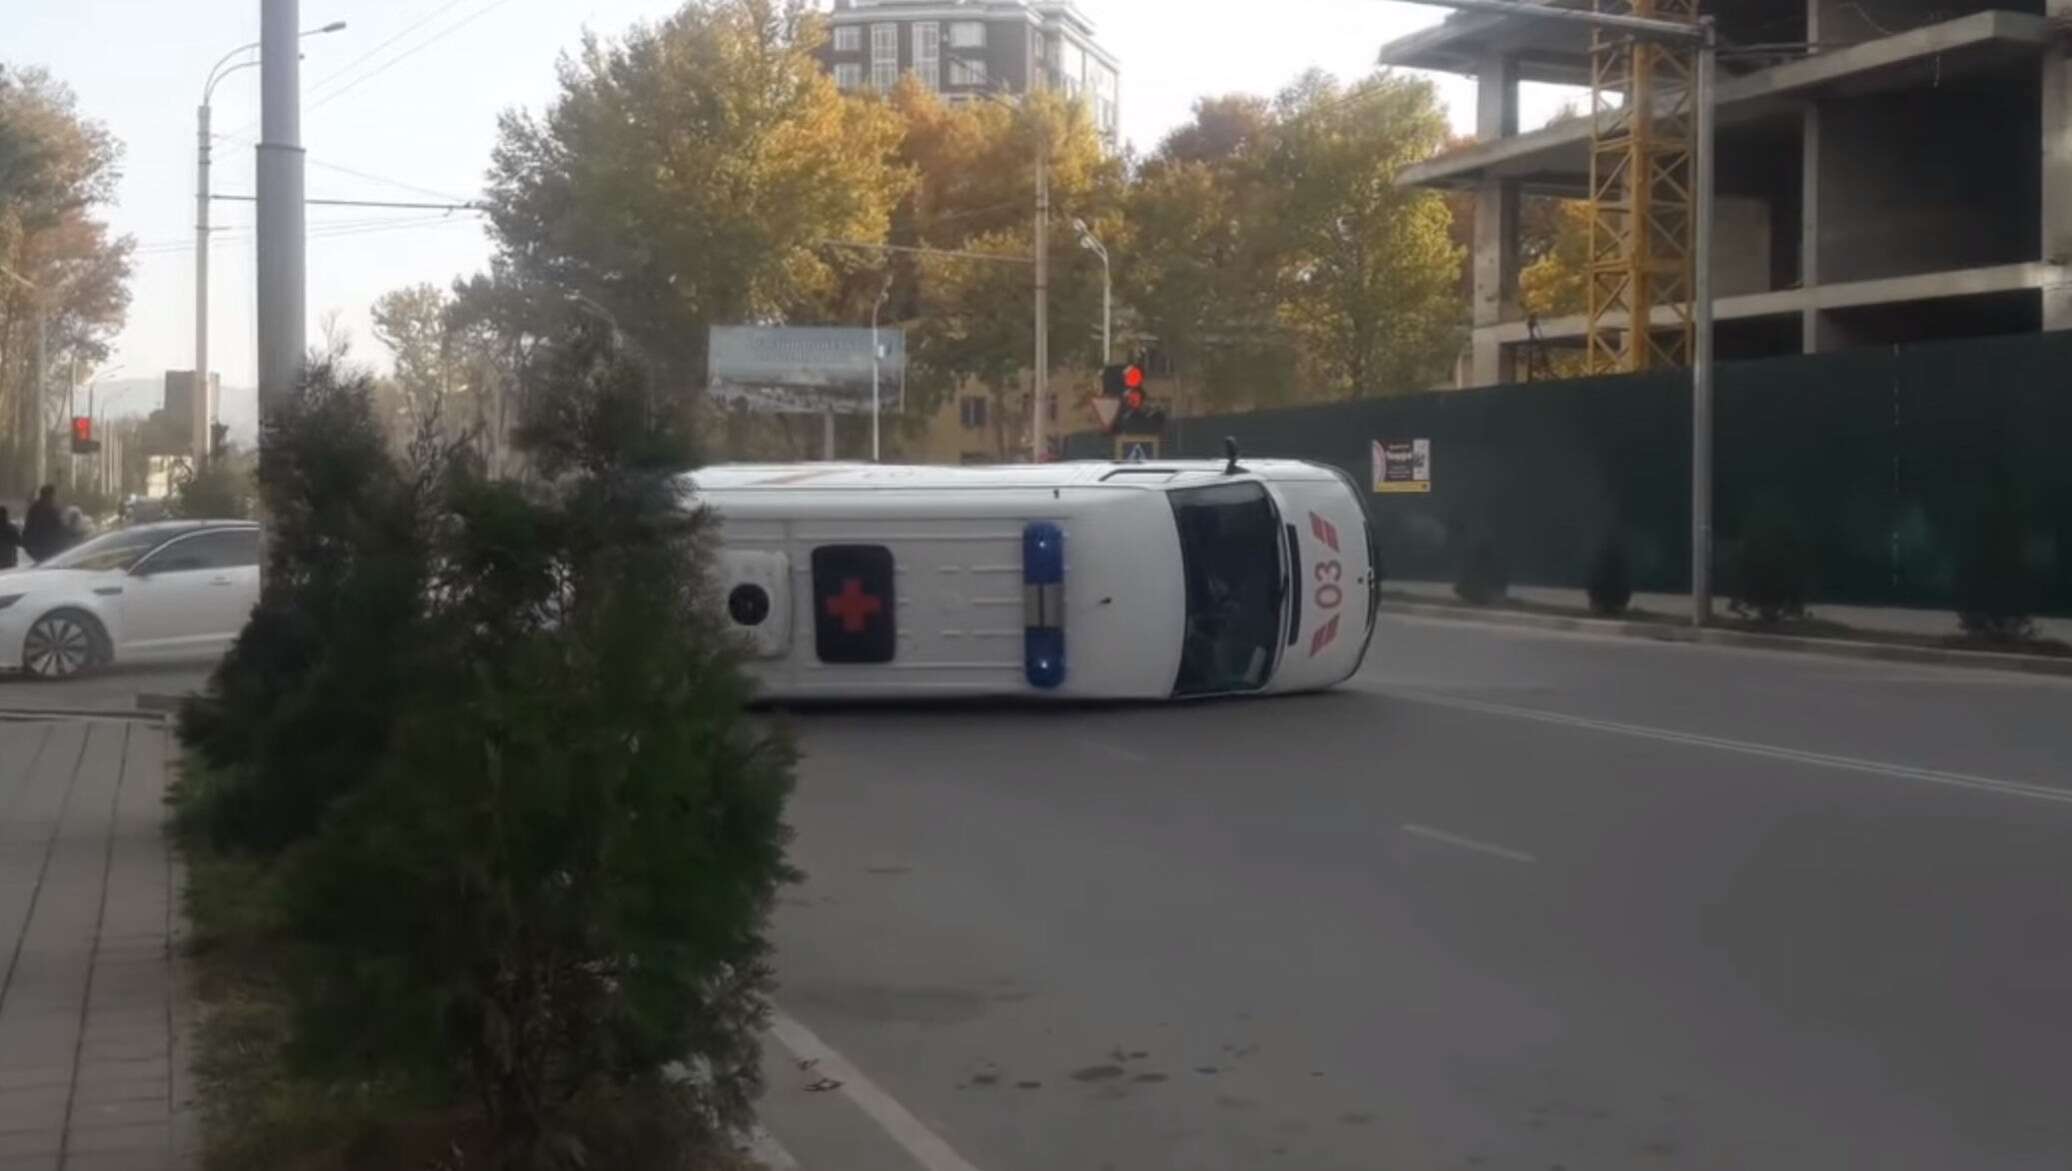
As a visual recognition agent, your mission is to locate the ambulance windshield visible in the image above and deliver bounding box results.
[1169,481,1285,697]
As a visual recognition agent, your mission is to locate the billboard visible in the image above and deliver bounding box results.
[1372,439,1432,494]
[708,326,906,415]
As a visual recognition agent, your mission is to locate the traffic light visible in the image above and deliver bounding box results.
[1100,362,1143,397]
[69,417,99,455]
[1099,361,1164,436]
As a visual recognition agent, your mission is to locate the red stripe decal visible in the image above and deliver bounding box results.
[1310,513,1340,553]
[1309,614,1341,657]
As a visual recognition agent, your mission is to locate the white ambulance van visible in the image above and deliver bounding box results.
[687,454,1379,700]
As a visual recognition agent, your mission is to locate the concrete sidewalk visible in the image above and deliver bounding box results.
[0,720,186,1171]
[1389,579,2072,643]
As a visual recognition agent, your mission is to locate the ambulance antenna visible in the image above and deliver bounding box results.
[1222,437,1246,476]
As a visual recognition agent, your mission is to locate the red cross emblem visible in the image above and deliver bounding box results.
[825,577,884,634]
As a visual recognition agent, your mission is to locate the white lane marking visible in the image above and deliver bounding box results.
[746,1126,802,1170]
[1382,687,2072,808]
[1080,737,1149,764]
[1402,823,1538,865]
[768,1010,986,1171]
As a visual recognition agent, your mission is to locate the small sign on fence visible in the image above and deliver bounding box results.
[1373,439,1432,494]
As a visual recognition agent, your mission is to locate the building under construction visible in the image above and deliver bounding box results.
[1379,0,2072,386]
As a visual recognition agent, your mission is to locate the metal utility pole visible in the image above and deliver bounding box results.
[200,20,341,468]
[1074,218,1111,363]
[1394,0,1716,626]
[256,0,309,420]
[1691,38,1716,624]
[196,99,212,465]
[1032,130,1050,463]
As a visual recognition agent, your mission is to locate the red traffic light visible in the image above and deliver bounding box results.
[71,416,91,443]
[1101,363,1146,397]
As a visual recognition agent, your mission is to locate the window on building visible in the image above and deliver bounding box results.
[948,57,988,87]
[834,62,864,90]
[948,21,985,48]
[1059,41,1085,95]
[833,25,862,52]
[870,23,899,91]
[959,397,989,430]
[911,22,940,92]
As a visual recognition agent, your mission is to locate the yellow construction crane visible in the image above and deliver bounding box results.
[1586,0,1700,373]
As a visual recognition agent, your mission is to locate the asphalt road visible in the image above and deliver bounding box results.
[759,615,2072,1171]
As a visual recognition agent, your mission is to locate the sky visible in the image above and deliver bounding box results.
[11,0,1575,433]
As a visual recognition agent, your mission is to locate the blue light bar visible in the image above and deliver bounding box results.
[1023,522,1066,689]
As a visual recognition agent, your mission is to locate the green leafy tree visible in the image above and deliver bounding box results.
[1264,71,1464,398]
[372,281,527,471]
[479,0,909,395]
[1123,95,1296,409]
[892,87,1124,454]
[0,66,134,495]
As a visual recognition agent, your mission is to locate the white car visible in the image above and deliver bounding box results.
[0,521,260,679]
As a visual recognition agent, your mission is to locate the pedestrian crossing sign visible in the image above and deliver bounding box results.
[1115,436,1161,462]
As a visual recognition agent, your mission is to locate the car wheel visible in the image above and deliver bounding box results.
[22,610,106,680]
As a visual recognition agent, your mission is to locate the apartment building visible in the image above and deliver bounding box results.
[819,0,1121,144]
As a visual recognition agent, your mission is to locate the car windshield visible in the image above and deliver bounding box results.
[1169,481,1285,697]
[42,527,170,573]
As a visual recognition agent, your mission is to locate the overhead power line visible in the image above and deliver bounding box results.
[307,0,527,116]
[220,0,524,145]
[307,156,477,205]
[819,239,1033,265]
[210,194,480,211]
[306,0,476,98]
[132,213,484,256]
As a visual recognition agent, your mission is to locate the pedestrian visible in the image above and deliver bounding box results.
[20,485,61,564]
[0,507,20,570]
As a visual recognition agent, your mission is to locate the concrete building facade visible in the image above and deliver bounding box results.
[820,0,1120,144]
[1378,1,2072,385]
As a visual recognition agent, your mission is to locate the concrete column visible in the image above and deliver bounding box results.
[1471,53,1522,386]
[1801,102,1823,351]
[2043,0,2072,329]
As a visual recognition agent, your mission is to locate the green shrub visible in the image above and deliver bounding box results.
[1454,538,1509,605]
[177,361,436,854]
[1956,469,2037,643]
[1586,537,1633,616]
[1731,512,1810,624]
[181,327,796,1168]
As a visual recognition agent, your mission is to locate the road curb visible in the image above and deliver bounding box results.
[1379,600,2072,679]
[0,704,170,723]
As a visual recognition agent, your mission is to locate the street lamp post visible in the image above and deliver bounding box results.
[198,18,343,468]
[870,271,893,463]
[1073,218,1111,364]
[1393,0,1717,626]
